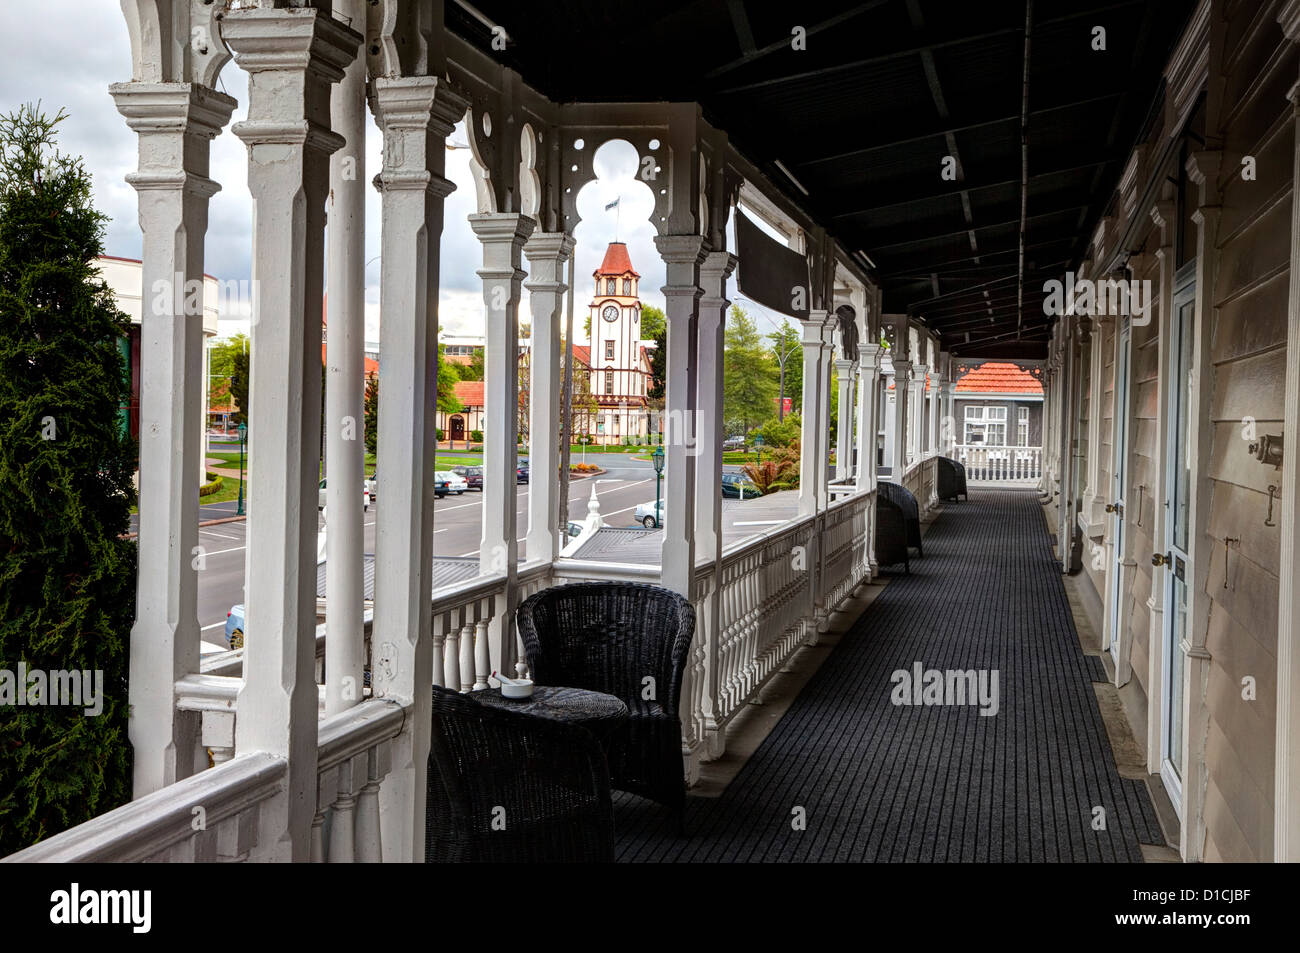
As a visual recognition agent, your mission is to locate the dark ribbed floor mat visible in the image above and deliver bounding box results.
[614,487,1165,862]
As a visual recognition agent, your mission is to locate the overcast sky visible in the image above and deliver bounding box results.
[0,1,680,345]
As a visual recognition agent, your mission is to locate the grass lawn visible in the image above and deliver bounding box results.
[201,475,244,507]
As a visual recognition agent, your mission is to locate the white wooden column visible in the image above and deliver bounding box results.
[225,6,359,862]
[472,213,535,680]
[696,249,736,759]
[1083,314,1111,530]
[909,363,926,463]
[891,359,911,479]
[856,343,882,492]
[655,234,706,595]
[834,357,854,481]
[369,75,464,862]
[1276,10,1300,860]
[797,313,828,515]
[324,0,366,718]
[109,82,235,796]
[523,231,575,565]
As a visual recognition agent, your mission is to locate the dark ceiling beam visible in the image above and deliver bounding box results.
[887,243,1071,278]
[703,0,892,80]
[710,0,1144,97]
[864,204,1089,252]
[791,89,1126,167]
[830,157,1115,219]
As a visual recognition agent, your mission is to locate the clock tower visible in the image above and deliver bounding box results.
[585,241,650,443]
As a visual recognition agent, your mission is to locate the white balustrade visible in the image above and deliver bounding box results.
[955,444,1043,483]
[314,699,404,863]
[1,753,284,863]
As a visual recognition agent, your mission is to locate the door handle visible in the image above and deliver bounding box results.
[1152,551,1171,567]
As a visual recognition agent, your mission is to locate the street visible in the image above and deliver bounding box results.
[191,452,773,644]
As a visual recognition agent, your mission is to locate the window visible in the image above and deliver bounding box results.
[607,278,617,294]
[964,405,1007,446]
[604,340,614,360]
[604,369,614,394]
[622,278,632,295]
[1017,406,1029,447]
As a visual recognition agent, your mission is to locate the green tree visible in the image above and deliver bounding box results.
[639,303,666,340]
[750,413,801,449]
[208,333,248,411]
[436,344,462,415]
[363,373,378,456]
[0,105,135,852]
[768,320,802,417]
[723,304,777,437]
[229,342,250,425]
[647,325,666,403]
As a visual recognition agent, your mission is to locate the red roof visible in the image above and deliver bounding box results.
[954,362,1044,395]
[571,345,592,368]
[594,242,639,278]
[453,380,484,407]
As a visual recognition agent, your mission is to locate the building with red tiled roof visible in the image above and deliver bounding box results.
[438,380,486,446]
[951,361,1045,449]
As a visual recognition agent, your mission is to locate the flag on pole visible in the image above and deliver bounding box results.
[604,197,620,211]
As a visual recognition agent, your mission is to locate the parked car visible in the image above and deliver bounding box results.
[224,604,246,650]
[452,464,483,490]
[517,461,530,484]
[442,470,468,494]
[722,436,747,451]
[433,472,453,498]
[634,500,664,529]
[722,473,763,499]
[318,477,370,511]
[365,472,377,499]
[565,521,583,539]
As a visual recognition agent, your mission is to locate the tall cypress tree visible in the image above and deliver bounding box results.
[0,105,135,852]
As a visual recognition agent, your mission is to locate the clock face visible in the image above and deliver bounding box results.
[602,305,619,323]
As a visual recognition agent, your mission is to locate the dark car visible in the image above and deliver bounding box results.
[721,473,763,499]
[434,473,452,498]
[517,461,529,484]
[452,464,484,490]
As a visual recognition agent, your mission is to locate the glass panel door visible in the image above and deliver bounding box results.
[1108,322,1131,663]
[1161,283,1196,813]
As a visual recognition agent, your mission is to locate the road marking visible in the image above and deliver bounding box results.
[200,529,241,540]
[201,545,246,557]
[201,621,227,631]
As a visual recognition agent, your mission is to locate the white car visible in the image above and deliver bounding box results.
[364,473,377,499]
[634,500,664,529]
[436,470,468,495]
[318,478,370,511]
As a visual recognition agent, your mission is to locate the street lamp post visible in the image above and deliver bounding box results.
[652,444,664,529]
[236,421,247,516]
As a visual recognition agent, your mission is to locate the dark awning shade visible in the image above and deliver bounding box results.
[735,209,809,321]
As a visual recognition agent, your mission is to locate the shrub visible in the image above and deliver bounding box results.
[470,429,482,442]
[0,105,136,852]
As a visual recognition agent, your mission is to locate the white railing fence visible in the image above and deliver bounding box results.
[5,485,883,863]
[955,444,1043,482]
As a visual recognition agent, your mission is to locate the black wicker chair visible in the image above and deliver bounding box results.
[936,456,968,502]
[426,685,614,862]
[878,481,923,556]
[517,582,695,823]
[874,492,911,572]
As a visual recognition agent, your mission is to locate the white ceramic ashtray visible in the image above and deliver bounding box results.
[493,672,534,699]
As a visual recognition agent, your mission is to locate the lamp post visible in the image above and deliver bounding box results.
[652,444,664,529]
[236,421,247,516]
[753,433,764,467]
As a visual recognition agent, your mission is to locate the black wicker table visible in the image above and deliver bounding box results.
[469,685,628,747]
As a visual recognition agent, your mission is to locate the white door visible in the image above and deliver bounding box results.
[1107,319,1132,664]
[1160,278,1196,815]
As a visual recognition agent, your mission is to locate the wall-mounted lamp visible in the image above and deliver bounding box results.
[1247,433,1283,468]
